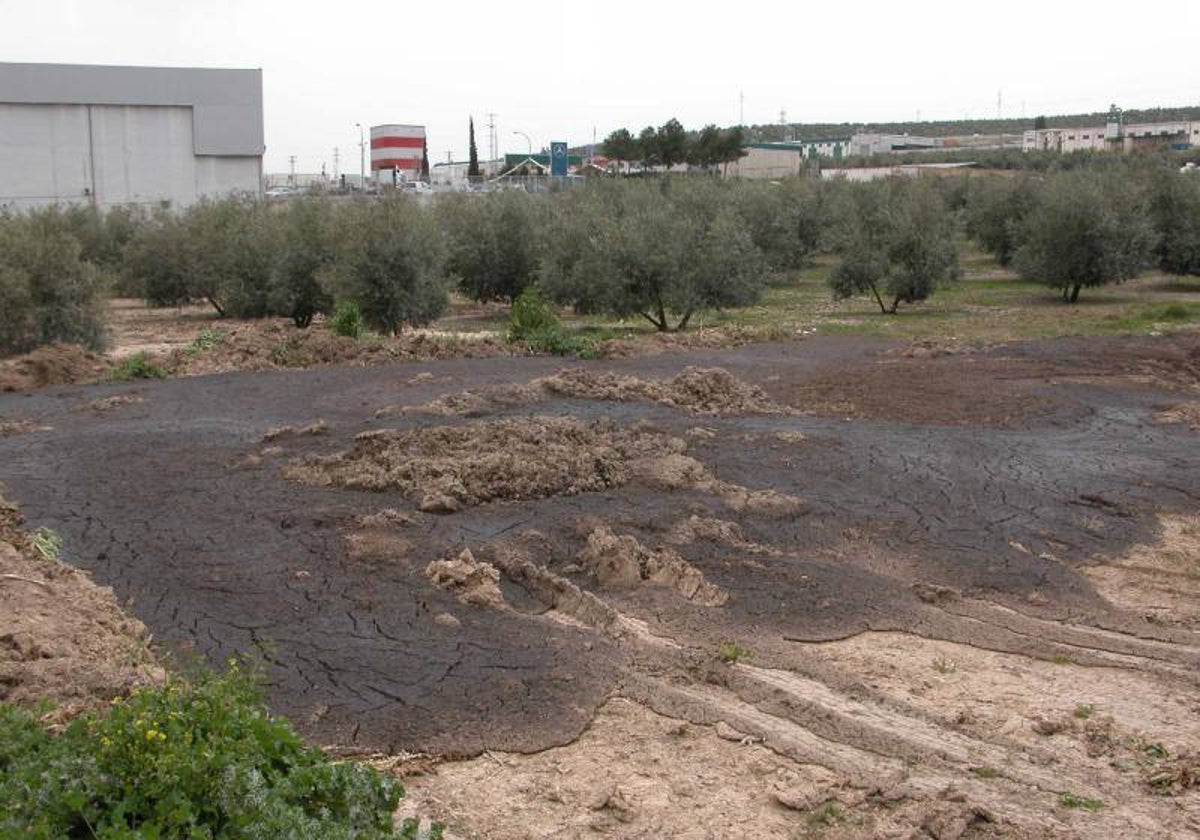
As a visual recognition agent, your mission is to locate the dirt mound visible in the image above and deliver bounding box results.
[72,394,144,413]
[399,366,784,419]
[1157,401,1200,431]
[0,344,111,392]
[0,492,161,720]
[0,419,51,437]
[263,420,328,441]
[591,327,754,360]
[540,367,786,416]
[425,549,506,609]
[167,322,510,377]
[284,416,686,512]
[405,382,544,417]
[578,526,728,606]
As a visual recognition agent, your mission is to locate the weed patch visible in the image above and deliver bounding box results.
[0,664,430,838]
[111,352,167,381]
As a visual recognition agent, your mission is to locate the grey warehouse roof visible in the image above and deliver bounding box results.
[0,62,263,156]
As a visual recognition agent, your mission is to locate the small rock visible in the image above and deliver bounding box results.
[715,721,752,742]
[772,783,832,812]
[912,582,960,604]
[1031,716,1070,736]
[419,493,460,513]
[433,612,461,629]
[589,785,635,822]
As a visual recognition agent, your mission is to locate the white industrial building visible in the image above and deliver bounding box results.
[1023,120,1200,154]
[0,62,264,210]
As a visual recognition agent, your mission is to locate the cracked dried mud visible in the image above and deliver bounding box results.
[2,334,1199,838]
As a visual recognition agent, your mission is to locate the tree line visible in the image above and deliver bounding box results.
[2,159,1198,357]
[599,119,748,171]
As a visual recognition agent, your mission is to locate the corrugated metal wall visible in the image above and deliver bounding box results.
[0,102,260,209]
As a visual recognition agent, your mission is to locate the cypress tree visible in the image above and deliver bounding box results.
[467,117,480,178]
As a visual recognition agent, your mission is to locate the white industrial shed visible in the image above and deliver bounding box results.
[0,62,264,210]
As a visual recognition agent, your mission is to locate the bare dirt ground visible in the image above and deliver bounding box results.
[0,489,162,721]
[1,333,1199,837]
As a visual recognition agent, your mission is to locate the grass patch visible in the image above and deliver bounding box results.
[186,328,225,354]
[717,641,753,664]
[0,662,438,838]
[111,352,167,381]
[807,801,843,828]
[970,766,1000,779]
[30,527,62,560]
[1051,654,1076,665]
[1074,703,1095,720]
[1059,792,1104,811]
[545,244,1200,346]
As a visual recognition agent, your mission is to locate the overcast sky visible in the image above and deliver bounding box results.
[3,0,1198,173]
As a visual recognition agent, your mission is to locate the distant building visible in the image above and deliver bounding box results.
[0,62,264,209]
[430,158,503,188]
[1023,120,1200,153]
[370,124,425,184]
[726,139,849,179]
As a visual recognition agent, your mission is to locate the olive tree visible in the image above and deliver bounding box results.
[269,198,337,327]
[965,175,1038,266]
[1145,168,1200,276]
[435,190,539,302]
[0,208,108,355]
[828,178,960,313]
[331,196,448,334]
[1013,171,1156,302]
[539,180,765,331]
[728,179,825,270]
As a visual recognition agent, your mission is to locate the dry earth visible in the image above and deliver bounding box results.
[2,333,1199,837]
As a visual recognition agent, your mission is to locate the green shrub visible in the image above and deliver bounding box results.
[111,352,167,381]
[506,288,590,356]
[437,190,540,302]
[331,300,364,339]
[539,179,766,332]
[1013,169,1156,302]
[0,664,420,839]
[330,197,448,335]
[187,328,226,353]
[120,207,194,307]
[507,287,559,340]
[828,178,960,313]
[0,208,108,357]
[270,198,337,327]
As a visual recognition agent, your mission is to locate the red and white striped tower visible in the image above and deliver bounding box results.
[370,124,425,180]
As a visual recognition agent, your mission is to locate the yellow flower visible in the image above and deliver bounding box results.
[145,729,166,741]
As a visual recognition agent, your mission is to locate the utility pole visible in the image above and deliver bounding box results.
[486,112,498,164]
[288,155,297,187]
[739,90,745,127]
[997,89,1003,120]
[332,147,340,181]
[355,123,366,190]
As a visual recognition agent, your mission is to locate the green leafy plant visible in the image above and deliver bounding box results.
[111,352,167,381]
[1074,703,1095,720]
[1059,792,1104,811]
[188,328,225,354]
[0,206,108,356]
[717,641,753,664]
[30,527,62,560]
[0,663,429,838]
[506,288,591,357]
[970,766,999,780]
[331,300,364,339]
